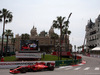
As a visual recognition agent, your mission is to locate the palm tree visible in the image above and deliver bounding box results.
[0,8,13,56]
[52,13,72,60]
[5,29,13,56]
[62,28,71,52]
[52,16,67,60]
[67,31,71,52]
[53,13,72,35]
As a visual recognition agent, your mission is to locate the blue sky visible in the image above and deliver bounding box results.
[0,0,100,49]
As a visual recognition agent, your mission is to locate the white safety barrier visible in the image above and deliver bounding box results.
[0,61,55,69]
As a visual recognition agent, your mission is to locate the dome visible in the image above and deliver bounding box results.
[30,26,37,36]
[87,19,94,28]
[97,14,100,21]
[49,26,54,37]
[49,26,54,34]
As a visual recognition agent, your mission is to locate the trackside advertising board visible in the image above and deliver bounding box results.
[16,52,41,58]
[20,40,38,51]
[16,40,41,59]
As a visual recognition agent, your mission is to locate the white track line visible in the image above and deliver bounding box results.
[74,67,81,70]
[64,67,73,70]
[95,67,99,70]
[55,66,72,70]
[84,67,90,70]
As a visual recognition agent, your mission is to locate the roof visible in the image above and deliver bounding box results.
[91,47,100,51]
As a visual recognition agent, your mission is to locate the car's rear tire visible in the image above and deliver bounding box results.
[47,63,54,71]
[48,66,54,71]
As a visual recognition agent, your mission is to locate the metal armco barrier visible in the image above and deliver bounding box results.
[55,59,82,67]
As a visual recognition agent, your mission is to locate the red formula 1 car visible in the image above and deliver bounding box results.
[10,62,55,74]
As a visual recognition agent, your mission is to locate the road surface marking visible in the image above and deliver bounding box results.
[64,67,73,70]
[74,67,81,70]
[56,66,100,71]
[84,67,90,70]
[55,66,72,70]
[86,73,100,75]
[95,67,99,70]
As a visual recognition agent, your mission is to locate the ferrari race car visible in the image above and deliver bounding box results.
[10,62,55,74]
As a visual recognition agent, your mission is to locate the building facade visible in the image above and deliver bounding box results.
[0,26,72,55]
[85,15,100,52]
[15,26,72,53]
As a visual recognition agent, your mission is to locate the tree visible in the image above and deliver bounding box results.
[21,33,30,40]
[5,29,13,56]
[62,28,71,51]
[0,8,13,56]
[67,31,71,51]
[52,16,67,60]
[52,13,72,60]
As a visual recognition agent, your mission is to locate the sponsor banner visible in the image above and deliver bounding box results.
[52,51,71,56]
[0,61,55,69]
[16,52,41,58]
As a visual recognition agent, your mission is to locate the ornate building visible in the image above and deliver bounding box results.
[85,15,100,52]
[14,26,72,53]
[49,26,54,37]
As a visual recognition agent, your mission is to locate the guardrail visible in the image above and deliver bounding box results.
[55,56,82,67]
[0,56,82,69]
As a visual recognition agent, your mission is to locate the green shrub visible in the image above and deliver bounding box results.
[4,54,72,61]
